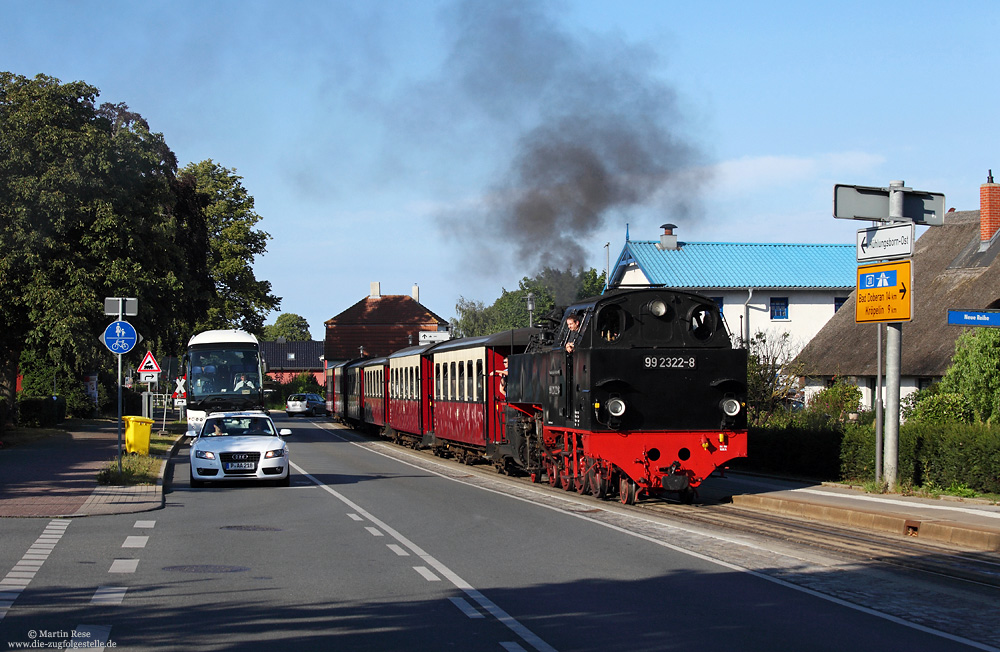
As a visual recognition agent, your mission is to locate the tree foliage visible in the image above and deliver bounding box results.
[262,313,312,341]
[745,330,803,426]
[939,328,1000,423]
[180,160,280,334]
[452,267,606,337]
[0,72,279,414]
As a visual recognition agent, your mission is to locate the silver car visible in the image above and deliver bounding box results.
[285,393,325,417]
[189,411,291,487]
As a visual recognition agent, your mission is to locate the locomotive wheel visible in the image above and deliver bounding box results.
[560,467,574,491]
[619,477,639,505]
[545,459,559,487]
[589,464,608,499]
[575,459,590,494]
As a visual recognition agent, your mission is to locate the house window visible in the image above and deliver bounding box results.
[770,297,789,320]
[834,297,847,312]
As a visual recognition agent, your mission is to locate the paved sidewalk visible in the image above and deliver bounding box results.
[0,421,174,518]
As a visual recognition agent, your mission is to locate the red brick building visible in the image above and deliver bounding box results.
[324,283,449,365]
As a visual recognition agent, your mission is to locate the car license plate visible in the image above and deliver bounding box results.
[225,462,255,470]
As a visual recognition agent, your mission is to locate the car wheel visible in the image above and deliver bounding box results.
[278,472,291,487]
[286,412,293,418]
[190,469,205,489]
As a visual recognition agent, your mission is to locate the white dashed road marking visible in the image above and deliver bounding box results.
[122,535,148,548]
[109,559,140,573]
[292,461,558,652]
[0,519,70,622]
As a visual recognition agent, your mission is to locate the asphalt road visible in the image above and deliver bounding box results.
[0,415,994,651]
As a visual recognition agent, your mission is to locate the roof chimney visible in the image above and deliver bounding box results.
[981,171,1000,248]
[412,283,419,303]
[656,223,679,251]
[370,281,381,298]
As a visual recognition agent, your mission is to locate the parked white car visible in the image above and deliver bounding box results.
[189,411,291,487]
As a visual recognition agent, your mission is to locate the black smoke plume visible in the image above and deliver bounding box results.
[435,0,703,276]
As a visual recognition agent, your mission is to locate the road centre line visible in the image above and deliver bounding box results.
[413,566,441,581]
[318,425,998,652]
[122,535,148,548]
[290,460,558,652]
[449,596,485,618]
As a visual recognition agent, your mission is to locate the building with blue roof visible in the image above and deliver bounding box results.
[609,224,856,352]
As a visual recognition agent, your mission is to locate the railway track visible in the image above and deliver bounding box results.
[634,498,1000,590]
[330,422,1000,591]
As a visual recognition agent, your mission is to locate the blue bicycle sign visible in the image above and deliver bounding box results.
[103,320,138,355]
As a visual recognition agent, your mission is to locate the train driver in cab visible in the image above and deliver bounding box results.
[564,311,582,353]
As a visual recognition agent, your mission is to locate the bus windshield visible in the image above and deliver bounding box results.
[188,347,262,401]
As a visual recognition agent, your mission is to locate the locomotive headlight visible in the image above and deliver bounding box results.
[721,398,741,417]
[607,398,627,417]
[648,299,667,317]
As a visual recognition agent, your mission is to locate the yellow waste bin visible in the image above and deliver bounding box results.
[123,416,155,455]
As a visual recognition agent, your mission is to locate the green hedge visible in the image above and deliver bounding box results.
[17,396,67,427]
[730,426,844,479]
[740,421,1000,494]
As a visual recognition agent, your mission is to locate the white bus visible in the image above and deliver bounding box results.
[184,330,266,435]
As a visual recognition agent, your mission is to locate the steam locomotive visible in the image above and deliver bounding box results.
[328,287,747,504]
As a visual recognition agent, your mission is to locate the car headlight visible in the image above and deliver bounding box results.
[265,448,287,459]
[721,398,742,417]
[607,398,626,417]
[195,450,216,460]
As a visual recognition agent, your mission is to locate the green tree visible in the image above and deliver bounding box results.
[180,160,280,334]
[262,313,312,341]
[452,267,605,337]
[939,328,1000,423]
[0,73,192,409]
[745,330,803,426]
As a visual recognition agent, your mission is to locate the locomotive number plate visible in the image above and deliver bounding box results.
[643,356,696,369]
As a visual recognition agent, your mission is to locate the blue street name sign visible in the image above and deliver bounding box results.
[948,310,1000,328]
[103,320,138,354]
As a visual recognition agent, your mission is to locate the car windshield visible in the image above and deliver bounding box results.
[202,416,276,437]
[289,395,306,402]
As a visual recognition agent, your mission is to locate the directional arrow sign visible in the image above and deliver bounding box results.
[856,260,912,324]
[857,223,915,262]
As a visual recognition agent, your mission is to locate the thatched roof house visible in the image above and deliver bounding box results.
[795,178,1000,407]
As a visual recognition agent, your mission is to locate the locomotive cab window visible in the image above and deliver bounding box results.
[688,304,718,340]
[596,304,626,343]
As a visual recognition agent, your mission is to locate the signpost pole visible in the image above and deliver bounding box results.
[116,300,123,476]
[875,323,883,485]
[883,181,905,488]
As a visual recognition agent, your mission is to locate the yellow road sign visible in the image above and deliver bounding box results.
[856,259,912,323]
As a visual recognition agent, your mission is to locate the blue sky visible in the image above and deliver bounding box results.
[5,0,999,339]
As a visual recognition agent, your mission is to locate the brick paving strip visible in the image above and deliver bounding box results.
[0,422,173,518]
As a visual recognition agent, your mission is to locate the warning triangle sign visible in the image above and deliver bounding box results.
[138,351,161,373]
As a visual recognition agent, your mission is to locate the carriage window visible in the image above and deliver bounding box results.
[450,361,457,399]
[435,363,441,400]
[458,362,465,401]
[409,366,415,400]
[475,360,483,400]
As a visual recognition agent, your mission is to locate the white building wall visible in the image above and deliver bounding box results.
[614,265,849,356]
